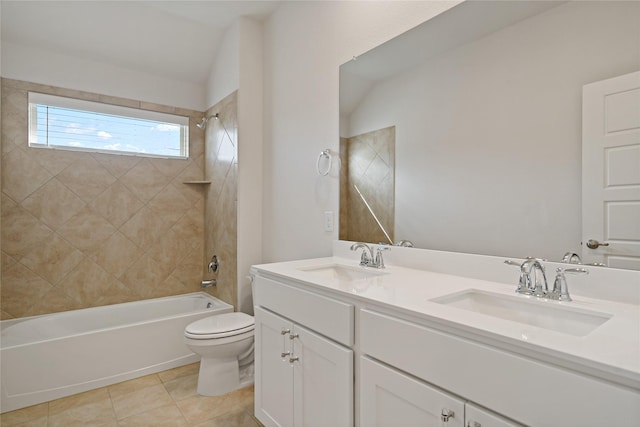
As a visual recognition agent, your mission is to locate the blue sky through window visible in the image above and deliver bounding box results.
[29,93,189,159]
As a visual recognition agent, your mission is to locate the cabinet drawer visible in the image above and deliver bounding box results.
[360,309,640,426]
[254,276,354,346]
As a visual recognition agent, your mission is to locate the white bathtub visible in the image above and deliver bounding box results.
[0,292,232,413]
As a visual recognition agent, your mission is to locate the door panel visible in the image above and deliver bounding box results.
[293,324,353,427]
[360,356,464,427]
[582,71,640,269]
[254,307,294,427]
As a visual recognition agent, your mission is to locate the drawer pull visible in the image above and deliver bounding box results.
[441,408,455,422]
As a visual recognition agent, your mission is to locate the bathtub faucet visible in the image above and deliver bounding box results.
[201,279,217,288]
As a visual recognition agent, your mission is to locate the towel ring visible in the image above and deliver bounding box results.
[317,149,332,176]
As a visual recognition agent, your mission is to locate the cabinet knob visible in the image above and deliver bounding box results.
[280,351,291,360]
[289,333,299,340]
[467,421,481,427]
[441,408,455,422]
[281,328,291,335]
[289,356,299,365]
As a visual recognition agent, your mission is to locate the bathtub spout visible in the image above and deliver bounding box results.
[201,280,217,288]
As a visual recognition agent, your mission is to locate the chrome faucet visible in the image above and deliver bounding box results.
[350,242,389,269]
[561,252,582,264]
[505,258,547,296]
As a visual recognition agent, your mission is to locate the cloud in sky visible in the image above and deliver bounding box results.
[97,131,112,139]
[153,123,180,132]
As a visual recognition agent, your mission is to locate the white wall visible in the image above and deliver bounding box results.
[344,1,640,261]
[205,17,264,313]
[1,41,206,111]
[237,17,264,314]
[262,1,460,262]
[206,21,240,108]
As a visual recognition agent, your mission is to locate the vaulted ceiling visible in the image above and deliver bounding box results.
[1,1,281,85]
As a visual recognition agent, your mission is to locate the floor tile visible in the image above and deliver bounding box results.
[116,404,189,427]
[192,410,263,427]
[48,388,112,415]
[107,374,161,400]
[111,383,174,420]
[176,386,254,425]
[158,362,200,383]
[0,402,48,427]
[163,373,199,401]
[47,388,117,427]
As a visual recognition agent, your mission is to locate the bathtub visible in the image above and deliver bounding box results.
[0,292,232,413]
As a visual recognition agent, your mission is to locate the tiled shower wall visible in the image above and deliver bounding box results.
[202,92,238,309]
[339,126,395,244]
[0,79,207,319]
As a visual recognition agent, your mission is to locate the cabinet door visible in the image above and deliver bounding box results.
[254,307,294,427]
[293,323,354,427]
[465,403,522,427]
[360,357,465,427]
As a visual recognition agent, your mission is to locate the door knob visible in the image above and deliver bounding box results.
[586,239,609,249]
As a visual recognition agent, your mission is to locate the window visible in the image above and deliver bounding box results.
[28,93,189,159]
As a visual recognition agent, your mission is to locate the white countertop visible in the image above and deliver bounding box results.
[252,256,640,390]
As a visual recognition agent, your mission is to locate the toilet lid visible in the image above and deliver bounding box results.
[185,312,254,339]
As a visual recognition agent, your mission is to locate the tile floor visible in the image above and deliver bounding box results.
[0,363,263,427]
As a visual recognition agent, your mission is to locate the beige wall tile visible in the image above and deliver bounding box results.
[1,80,207,317]
[56,155,117,203]
[1,255,53,318]
[88,181,144,228]
[119,206,169,250]
[2,147,53,202]
[21,178,87,229]
[57,207,117,252]
[89,231,140,278]
[19,234,84,285]
[120,159,172,203]
[1,197,54,259]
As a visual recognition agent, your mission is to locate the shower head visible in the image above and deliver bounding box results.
[196,113,219,129]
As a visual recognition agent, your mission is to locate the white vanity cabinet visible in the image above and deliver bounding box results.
[361,357,518,427]
[253,276,354,427]
[360,309,639,426]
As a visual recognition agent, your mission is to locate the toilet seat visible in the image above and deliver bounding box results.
[185,312,255,340]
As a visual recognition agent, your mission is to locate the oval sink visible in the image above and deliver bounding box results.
[431,289,612,337]
[298,264,387,281]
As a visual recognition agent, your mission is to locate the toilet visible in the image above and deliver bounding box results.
[184,312,255,396]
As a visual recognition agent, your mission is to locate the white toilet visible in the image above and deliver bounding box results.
[184,312,255,396]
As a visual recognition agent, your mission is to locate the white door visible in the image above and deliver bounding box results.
[360,356,464,427]
[582,71,640,269]
[292,323,353,427]
[254,307,294,427]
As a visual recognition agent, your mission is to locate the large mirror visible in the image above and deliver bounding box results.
[339,0,640,269]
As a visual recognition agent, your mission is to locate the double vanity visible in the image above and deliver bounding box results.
[251,242,640,426]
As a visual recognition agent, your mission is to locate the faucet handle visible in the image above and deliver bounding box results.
[549,267,588,301]
[375,246,390,269]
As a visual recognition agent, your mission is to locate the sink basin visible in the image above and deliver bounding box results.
[298,264,386,281]
[431,289,612,336]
